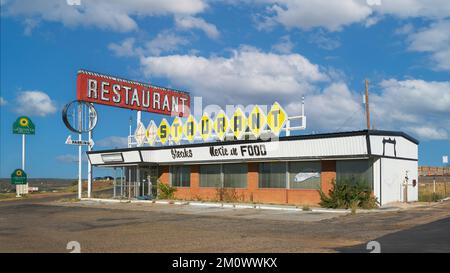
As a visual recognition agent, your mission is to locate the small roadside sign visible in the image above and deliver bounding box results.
[65,135,94,146]
[12,116,35,135]
[11,169,27,185]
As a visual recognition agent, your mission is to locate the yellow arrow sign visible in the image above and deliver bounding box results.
[230,108,247,139]
[248,105,266,138]
[198,113,212,141]
[266,102,287,136]
[157,118,169,145]
[170,117,183,144]
[213,110,229,141]
[183,115,197,143]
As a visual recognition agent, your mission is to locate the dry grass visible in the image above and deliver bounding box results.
[419,182,450,202]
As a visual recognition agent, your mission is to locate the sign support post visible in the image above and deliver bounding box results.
[87,104,93,198]
[78,103,82,199]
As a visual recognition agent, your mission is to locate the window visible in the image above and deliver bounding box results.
[336,160,373,188]
[259,162,286,188]
[200,164,222,187]
[288,161,321,189]
[171,166,190,187]
[223,164,247,188]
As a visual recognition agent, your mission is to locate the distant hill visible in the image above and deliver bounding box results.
[0,178,76,193]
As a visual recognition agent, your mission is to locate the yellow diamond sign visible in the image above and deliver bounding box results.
[230,108,247,139]
[183,115,198,143]
[170,117,183,144]
[145,120,157,146]
[266,102,287,136]
[157,118,169,145]
[213,110,229,141]
[198,113,212,141]
[248,105,266,138]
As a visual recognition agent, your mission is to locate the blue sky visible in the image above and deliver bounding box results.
[1,0,449,178]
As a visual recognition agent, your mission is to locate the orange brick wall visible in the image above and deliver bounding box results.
[162,160,337,206]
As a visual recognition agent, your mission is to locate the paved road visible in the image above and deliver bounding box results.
[339,216,450,253]
[1,195,450,252]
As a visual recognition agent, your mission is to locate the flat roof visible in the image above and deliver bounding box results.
[88,129,419,155]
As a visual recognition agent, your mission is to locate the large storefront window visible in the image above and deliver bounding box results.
[336,160,373,188]
[259,162,286,188]
[223,164,247,188]
[288,161,321,189]
[200,164,222,187]
[170,166,190,187]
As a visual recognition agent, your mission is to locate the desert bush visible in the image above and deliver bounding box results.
[157,182,177,199]
[319,179,378,209]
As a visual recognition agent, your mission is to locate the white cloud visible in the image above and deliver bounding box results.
[108,38,137,57]
[371,79,450,140]
[406,20,450,71]
[145,31,189,56]
[175,16,220,39]
[261,0,373,32]
[0,97,7,106]
[109,31,189,57]
[14,90,57,117]
[271,35,294,54]
[373,0,450,19]
[56,153,88,163]
[96,136,128,148]
[254,0,450,31]
[286,83,365,132]
[308,30,341,50]
[140,46,328,105]
[3,0,207,32]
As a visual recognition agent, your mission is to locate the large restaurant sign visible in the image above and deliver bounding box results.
[136,102,288,146]
[76,70,190,117]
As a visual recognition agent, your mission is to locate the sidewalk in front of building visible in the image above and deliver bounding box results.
[78,197,419,214]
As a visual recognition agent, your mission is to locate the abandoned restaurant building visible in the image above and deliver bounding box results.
[87,129,419,206]
[78,70,419,207]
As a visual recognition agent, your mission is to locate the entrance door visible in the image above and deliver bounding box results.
[139,165,159,199]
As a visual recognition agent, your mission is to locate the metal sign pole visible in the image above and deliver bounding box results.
[78,104,82,199]
[87,105,93,198]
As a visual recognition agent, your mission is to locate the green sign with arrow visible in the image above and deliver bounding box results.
[12,116,35,135]
[11,169,27,185]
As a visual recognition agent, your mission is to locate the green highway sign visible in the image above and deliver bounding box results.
[12,116,35,135]
[11,169,27,185]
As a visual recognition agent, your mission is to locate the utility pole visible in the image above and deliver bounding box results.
[365,79,371,130]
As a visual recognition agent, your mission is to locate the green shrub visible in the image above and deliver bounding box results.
[157,182,177,199]
[319,179,378,209]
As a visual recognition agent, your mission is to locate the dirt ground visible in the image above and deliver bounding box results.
[1,194,449,253]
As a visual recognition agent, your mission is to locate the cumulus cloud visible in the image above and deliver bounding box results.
[406,20,450,71]
[259,0,373,32]
[175,16,220,39]
[271,35,294,54]
[109,31,189,57]
[2,0,207,32]
[108,38,137,57]
[14,91,57,117]
[371,79,450,140]
[139,46,328,105]
[255,0,450,31]
[56,153,88,164]
[96,136,128,148]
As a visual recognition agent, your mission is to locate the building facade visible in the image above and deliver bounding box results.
[87,130,419,206]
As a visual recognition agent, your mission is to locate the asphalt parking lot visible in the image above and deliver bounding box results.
[1,194,450,253]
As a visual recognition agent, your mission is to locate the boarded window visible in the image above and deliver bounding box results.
[223,163,248,188]
[200,164,222,187]
[259,162,286,188]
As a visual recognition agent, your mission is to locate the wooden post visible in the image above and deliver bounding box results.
[365,79,371,130]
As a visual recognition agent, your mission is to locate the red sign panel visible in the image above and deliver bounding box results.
[76,70,190,117]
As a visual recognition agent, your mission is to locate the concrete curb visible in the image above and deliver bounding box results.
[80,198,355,213]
